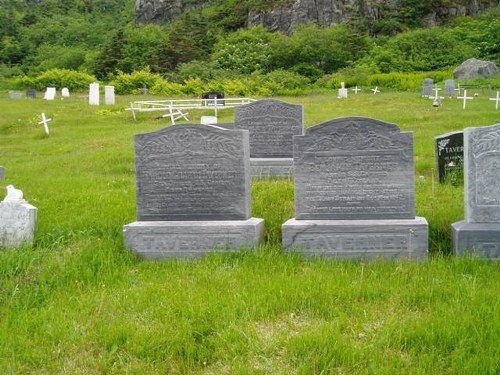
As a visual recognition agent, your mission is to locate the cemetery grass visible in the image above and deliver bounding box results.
[0,91,499,373]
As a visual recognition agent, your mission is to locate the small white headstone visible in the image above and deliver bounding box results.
[104,85,115,105]
[337,82,348,99]
[44,87,56,101]
[61,87,70,98]
[200,116,218,125]
[0,185,37,248]
[89,83,100,105]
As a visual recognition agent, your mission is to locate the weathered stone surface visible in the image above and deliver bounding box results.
[283,217,428,260]
[464,123,500,223]
[234,99,303,158]
[250,158,293,179]
[134,124,251,221]
[294,117,415,220]
[454,58,498,80]
[0,166,4,181]
[124,218,265,259]
[445,79,456,98]
[0,201,37,248]
[452,221,500,260]
[435,131,464,183]
[421,78,434,97]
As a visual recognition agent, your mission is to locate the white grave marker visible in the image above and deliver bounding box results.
[352,86,361,94]
[430,86,444,100]
[371,86,380,94]
[457,90,473,110]
[490,91,500,110]
[44,87,56,101]
[104,85,115,105]
[38,113,52,135]
[61,87,70,98]
[337,82,348,99]
[89,83,99,105]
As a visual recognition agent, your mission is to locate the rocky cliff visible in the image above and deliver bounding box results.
[135,0,496,34]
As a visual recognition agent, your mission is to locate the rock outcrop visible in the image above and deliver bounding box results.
[454,58,499,80]
[135,0,497,34]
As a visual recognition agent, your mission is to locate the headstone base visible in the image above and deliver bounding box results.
[451,220,500,259]
[123,218,265,259]
[282,217,428,260]
[0,201,37,248]
[251,158,293,178]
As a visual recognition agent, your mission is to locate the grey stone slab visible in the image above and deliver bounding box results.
[435,131,464,183]
[123,218,265,259]
[134,124,251,221]
[0,201,37,248]
[251,158,293,178]
[464,123,500,223]
[0,166,4,181]
[452,220,500,259]
[282,217,428,260]
[235,99,304,158]
[444,79,456,98]
[293,117,415,220]
[421,78,433,97]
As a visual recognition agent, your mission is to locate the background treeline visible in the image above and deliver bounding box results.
[0,0,499,94]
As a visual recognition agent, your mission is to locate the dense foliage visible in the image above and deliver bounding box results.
[0,0,498,91]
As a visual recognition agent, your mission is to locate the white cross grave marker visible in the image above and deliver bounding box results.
[38,112,52,135]
[352,86,361,94]
[430,86,444,100]
[457,89,473,110]
[371,86,380,94]
[490,91,500,110]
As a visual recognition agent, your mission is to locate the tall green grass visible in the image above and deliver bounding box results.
[0,90,499,373]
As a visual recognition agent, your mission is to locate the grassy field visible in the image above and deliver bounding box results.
[0,90,499,373]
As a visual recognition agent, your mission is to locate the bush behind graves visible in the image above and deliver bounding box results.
[13,69,97,91]
[110,69,163,95]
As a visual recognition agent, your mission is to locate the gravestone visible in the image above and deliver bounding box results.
[89,83,99,105]
[123,124,265,259]
[452,122,500,259]
[282,117,428,259]
[61,87,70,98]
[421,78,433,97]
[105,85,115,105]
[9,91,22,99]
[435,131,464,183]
[338,82,348,99]
[26,89,36,99]
[0,166,4,180]
[44,87,56,100]
[445,79,456,98]
[138,87,148,95]
[202,92,225,106]
[234,99,303,178]
[0,185,37,248]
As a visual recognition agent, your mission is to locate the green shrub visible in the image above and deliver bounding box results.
[109,69,163,95]
[13,69,97,91]
[149,80,184,96]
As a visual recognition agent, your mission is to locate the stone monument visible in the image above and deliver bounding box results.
[338,82,348,99]
[435,131,464,183]
[89,83,99,105]
[0,166,4,181]
[421,78,433,97]
[452,123,500,259]
[123,124,265,259]
[105,85,115,105]
[234,99,303,178]
[0,185,37,248]
[282,117,428,259]
[26,89,36,99]
[61,87,70,98]
[44,87,56,101]
[444,79,456,98]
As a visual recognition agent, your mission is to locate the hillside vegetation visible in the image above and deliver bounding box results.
[0,1,498,87]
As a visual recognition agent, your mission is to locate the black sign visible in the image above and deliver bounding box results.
[435,131,464,183]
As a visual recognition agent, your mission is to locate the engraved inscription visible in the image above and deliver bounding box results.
[475,153,500,206]
[471,242,500,259]
[134,125,250,221]
[310,233,410,253]
[235,99,303,158]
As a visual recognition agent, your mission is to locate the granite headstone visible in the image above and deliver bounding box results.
[0,186,37,248]
[435,131,464,183]
[234,99,303,177]
[283,117,428,259]
[26,89,36,99]
[452,123,500,259]
[422,78,433,97]
[444,79,456,98]
[123,124,265,258]
[0,166,4,180]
